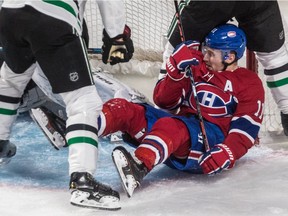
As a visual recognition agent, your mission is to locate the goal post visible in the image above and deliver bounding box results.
[246,49,258,73]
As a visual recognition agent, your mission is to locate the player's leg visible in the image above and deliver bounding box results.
[0,7,36,165]
[167,1,235,47]
[238,1,288,134]
[112,113,225,197]
[98,98,148,143]
[134,117,190,170]
[32,8,119,209]
[0,63,35,165]
[25,19,89,150]
[112,117,190,197]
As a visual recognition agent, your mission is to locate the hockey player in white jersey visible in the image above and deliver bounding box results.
[0,0,134,210]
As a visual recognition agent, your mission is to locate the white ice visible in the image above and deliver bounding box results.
[1,115,288,216]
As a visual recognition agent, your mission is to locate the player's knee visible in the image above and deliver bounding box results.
[256,43,288,70]
[103,98,138,119]
[152,117,190,145]
[153,117,182,133]
[61,85,102,127]
[100,98,146,136]
[0,63,35,97]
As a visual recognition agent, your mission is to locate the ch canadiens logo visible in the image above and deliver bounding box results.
[189,82,236,117]
[227,31,236,38]
[70,72,79,82]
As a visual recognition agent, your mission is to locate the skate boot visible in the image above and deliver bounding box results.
[69,172,121,210]
[30,106,67,150]
[281,112,288,136]
[112,146,149,197]
[0,140,16,165]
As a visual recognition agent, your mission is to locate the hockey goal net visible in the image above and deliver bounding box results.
[85,0,175,62]
[84,0,282,134]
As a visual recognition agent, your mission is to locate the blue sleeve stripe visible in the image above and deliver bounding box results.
[230,115,261,140]
[232,115,262,127]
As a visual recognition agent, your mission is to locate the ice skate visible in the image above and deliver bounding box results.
[281,112,288,136]
[112,146,148,197]
[70,172,121,210]
[0,140,16,165]
[30,107,67,150]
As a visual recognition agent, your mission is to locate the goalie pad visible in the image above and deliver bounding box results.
[19,85,48,113]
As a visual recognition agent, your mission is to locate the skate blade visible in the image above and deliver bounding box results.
[70,190,121,211]
[30,108,66,150]
[112,149,137,198]
[0,157,11,166]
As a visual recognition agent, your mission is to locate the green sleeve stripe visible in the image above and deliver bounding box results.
[67,137,98,148]
[267,77,288,88]
[42,0,77,17]
[167,0,191,39]
[0,108,17,115]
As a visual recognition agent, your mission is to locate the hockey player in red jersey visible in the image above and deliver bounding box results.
[101,24,265,197]
[162,1,288,135]
[29,24,265,198]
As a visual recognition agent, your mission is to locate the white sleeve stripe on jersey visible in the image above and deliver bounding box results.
[229,129,255,143]
[232,115,262,127]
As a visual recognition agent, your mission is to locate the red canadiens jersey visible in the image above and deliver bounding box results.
[154,67,265,159]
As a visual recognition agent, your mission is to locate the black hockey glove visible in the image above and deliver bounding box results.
[102,25,134,65]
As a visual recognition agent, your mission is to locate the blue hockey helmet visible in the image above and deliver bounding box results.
[204,24,246,60]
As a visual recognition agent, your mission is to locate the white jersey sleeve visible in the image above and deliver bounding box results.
[96,0,126,38]
[2,0,84,35]
[2,0,126,38]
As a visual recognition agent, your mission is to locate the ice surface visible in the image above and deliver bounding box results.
[1,112,288,216]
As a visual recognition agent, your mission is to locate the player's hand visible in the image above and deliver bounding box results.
[102,25,134,65]
[198,144,235,175]
[166,41,203,81]
[184,40,200,51]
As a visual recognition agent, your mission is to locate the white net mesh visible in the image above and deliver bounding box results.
[85,0,175,61]
[257,66,282,135]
